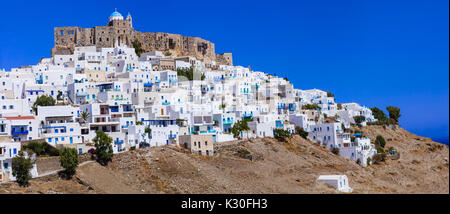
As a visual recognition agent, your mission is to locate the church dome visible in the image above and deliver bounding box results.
[110,11,122,17]
[109,9,124,21]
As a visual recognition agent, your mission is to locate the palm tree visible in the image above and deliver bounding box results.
[80,111,90,124]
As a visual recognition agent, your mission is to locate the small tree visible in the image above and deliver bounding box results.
[331,148,340,155]
[356,158,361,165]
[353,115,366,126]
[56,90,63,101]
[370,107,387,123]
[375,135,386,148]
[32,95,56,114]
[295,126,308,139]
[386,106,401,124]
[327,91,334,97]
[145,127,152,138]
[231,120,250,138]
[80,111,90,124]
[59,148,79,179]
[12,152,34,187]
[273,129,291,142]
[93,130,114,166]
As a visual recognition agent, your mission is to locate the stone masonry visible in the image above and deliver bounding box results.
[52,13,232,66]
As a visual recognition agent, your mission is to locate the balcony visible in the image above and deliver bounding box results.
[114,139,124,145]
[12,130,29,135]
[121,124,129,129]
[275,121,284,128]
[243,112,253,118]
[223,119,233,125]
[277,104,286,109]
[162,101,171,105]
[123,107,133,112]
[110,107,119,113]
[168,134,177,139]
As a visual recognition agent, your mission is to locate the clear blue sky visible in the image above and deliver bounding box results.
[0,0,448,142]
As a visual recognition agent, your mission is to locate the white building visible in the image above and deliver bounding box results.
[317,175,352,193]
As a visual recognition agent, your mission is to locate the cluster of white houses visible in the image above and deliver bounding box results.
[0,11,379,183]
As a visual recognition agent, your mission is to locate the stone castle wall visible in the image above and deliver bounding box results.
[52,19,232,66]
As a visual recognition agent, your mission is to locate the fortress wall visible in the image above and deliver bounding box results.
[53,20,231,65]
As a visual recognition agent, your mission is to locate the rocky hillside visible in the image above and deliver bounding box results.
[1,126,448,194]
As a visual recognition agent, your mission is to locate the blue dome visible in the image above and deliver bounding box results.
[110,11,123,17]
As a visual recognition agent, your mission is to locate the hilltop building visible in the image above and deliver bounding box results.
[52,9,233,67]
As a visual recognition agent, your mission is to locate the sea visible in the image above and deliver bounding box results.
[431,137,449,146]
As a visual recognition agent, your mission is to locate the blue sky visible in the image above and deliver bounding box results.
[0,0,448,142]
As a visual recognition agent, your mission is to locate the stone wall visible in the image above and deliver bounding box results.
[53,18,232,65]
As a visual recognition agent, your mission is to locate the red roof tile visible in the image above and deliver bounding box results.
[3,116,35,120]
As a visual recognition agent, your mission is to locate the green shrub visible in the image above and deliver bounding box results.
[32,95,55,114]
[375,135,386,148]
[301,104,321,110]
[331,148,340,155]
[295,126,308,139]
[12,152,34,187]
[24,141,60,156]
[273,129,291,142]
[372,153,387,164]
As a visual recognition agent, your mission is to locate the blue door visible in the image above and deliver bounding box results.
[70,137,73,144]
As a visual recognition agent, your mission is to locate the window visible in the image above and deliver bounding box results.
[9,105,13,109]
[205,141,208,146]
[60,30,64,36]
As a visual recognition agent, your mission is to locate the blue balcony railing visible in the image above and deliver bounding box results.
[162,101,170,105]
[168,134,176,139]
[12,130,29,135]
[243,113,253,118]
[223,119,233,125]
[114,139,124,145]
[275,121,284,128]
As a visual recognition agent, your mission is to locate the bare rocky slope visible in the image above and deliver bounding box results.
[1,126,448,194]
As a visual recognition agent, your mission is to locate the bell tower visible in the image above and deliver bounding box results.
[126,12,133,28]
